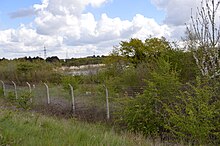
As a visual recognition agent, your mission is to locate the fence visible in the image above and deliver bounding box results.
[0,80,144,122]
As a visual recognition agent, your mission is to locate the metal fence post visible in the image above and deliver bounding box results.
[26,82,32,103]
[69,84,76,115]
[0,80,6,97]
[12,81,18,100]
[44,83,50,104]
[104,85,110,120]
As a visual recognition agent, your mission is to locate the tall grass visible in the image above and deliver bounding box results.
[0,105,149,146]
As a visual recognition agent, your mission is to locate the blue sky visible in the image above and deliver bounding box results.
[85,0,165,22]
[0,0,36,28]
[0,0,164,29]
[0,0,200,58]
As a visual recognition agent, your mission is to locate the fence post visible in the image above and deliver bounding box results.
[104,85,110,120]
[44,83,50,104]
[69,84,76,115]
[0,80,6,97]
[26,82,32,103]
[12,81,18,100]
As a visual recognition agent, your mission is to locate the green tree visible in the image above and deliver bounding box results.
[117,37,171,67]
[164,49,199,82]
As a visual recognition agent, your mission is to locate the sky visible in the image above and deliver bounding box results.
[0,0,202,59]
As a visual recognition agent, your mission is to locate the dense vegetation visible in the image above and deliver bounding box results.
[1,36,219,145]
[96,37,219,145]
[0,55,105,84]
[0,59,61,84]
[1,0,220,145]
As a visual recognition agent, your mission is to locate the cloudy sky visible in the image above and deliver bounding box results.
[0,0,201,59]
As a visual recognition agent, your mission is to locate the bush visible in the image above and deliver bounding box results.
[47,72,62,84]
[116,59,181,138]
[17,91,33,110]
[116,58,220,145]
[61,75,82,90]
[116,96,163,137]
[5,91,32,110]
[163,78,220,145]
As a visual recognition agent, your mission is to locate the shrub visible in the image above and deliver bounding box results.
[116,58,181,138]
[116,58,220,145]
[47,72,62,84]
[163,78,220,145]
[117,95,163,137]
[17,91,33,110]
[61,75,81,90]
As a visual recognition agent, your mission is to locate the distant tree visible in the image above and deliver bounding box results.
[186,0,220,78]
[32,56,44,61]
[117,37,171,66]
[0,58,7,62]
[46,56,60,63]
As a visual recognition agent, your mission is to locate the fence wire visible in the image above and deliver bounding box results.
[0,81,144,122]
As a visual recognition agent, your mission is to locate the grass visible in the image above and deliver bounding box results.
[0,100,150,146]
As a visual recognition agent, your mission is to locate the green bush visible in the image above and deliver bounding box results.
[116,96,163,137]
[17,91,33,110]
[47,72,62,84]
[163,78,220,145]
[116,59,181,138]
[116,58,220,145]
[61,75,82,90]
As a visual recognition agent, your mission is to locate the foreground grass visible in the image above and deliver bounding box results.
[0,108,149,146]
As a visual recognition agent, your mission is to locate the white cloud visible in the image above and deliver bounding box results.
[1,0,177,59]
[150,0,211,41]
[0,24,62,59]
[151,0,201,26]
[34,0,109,16]
[63,13,170,46]
[151,0,220,41]
[30,0,170,58]
[131,14,171,39]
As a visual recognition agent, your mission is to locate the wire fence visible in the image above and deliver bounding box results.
[0,80,144,122]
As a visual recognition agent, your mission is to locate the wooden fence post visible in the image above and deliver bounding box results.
[69,84,76,115]
[44,83,50,104]
[0,80,6,97]
[12,81,18,100]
